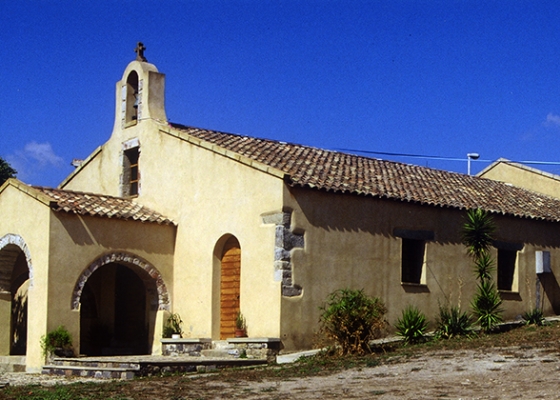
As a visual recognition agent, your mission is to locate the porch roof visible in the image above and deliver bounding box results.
[169,122,560,223]
[35,185,175,225]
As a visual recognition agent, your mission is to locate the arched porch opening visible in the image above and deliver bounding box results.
[0,234,33,356]
[72,253,169,356]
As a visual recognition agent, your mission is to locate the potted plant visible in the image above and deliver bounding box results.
[163,313,183,339]
[41,325,74,360]
[235,311,247,337]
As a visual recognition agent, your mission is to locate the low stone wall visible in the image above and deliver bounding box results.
[226,338,282,362]
[161,338,212,356]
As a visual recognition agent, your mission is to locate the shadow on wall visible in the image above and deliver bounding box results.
[540,272,560,314]
[11,293,27,355]
[288,186,464,246]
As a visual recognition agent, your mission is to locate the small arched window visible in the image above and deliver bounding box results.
[122,71,139,127]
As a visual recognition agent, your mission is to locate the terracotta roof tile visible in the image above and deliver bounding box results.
[34,187,175,225]
[170,122,560,223]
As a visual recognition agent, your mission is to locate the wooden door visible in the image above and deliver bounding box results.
[220,237,241,339]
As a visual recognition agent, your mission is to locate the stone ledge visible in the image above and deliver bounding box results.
[160,338,212,344]
[225,338,283,362]
[226,337,281,344]
[161,338,213,356]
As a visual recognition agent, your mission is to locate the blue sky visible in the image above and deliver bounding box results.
[3,1,560,187]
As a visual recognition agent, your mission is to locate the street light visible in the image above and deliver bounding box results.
[467,153,480,176]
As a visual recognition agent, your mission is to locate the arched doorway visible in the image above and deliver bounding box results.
[0,234,33,356]
[219,236,241,339]
[73,253,169,356]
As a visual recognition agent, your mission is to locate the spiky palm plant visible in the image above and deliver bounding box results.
[462,208,503,333]
[471,280,503,331]
[473,252,495,282]
[462,208,495,261]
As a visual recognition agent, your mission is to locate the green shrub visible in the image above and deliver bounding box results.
[395,306,428,344]
[522,308,546,326]
[435,305,472,339]
[319,288,387,355]
[41,325,73,358]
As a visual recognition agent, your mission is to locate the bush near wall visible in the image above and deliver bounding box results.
[319,288,387,355]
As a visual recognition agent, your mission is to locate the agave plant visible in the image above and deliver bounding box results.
[435,305,472,339]
[522,308,546,326]
[395,306,428,345]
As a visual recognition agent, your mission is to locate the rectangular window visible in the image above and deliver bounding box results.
[401,238,426,285]
[497,248,517,291]
[394,229,433,286]
[123,147,139,197]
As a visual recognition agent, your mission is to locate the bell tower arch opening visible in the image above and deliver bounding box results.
[123,70,139,126]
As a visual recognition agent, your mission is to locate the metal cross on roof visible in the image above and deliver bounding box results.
[135,42,147,62]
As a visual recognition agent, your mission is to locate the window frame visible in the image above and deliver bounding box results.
[121,139,140,197]
[394,229,434,286]
[494,241,523,293]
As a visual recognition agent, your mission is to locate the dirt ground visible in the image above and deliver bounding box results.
[2,343,560,399]
[168,346,560,399]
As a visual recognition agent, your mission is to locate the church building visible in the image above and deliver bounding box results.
[3,46,560,372]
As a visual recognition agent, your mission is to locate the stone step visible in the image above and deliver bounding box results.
[42,357,268,380]
[0,356,26,373]
[212,340,233,350]
[49,358,140,370]
[42,364,137,380]
[200,348,240,358]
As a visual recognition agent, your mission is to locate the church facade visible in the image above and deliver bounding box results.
[4,51,560,372]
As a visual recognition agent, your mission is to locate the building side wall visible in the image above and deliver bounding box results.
[0,186,51,372]
[281,186,560,350]
[479,162,560,198]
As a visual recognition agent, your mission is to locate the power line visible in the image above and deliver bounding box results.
[337,148,560,167]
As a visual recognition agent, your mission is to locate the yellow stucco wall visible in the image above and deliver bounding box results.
[280,185,560,350]
[0,184,51,372]
[46,212,176,356]
[138,128,284,339]
[479,161,560,199]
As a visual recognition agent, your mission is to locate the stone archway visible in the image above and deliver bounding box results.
[0,234,33,356]
[72,252,169,356]
[71,252,169,312]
